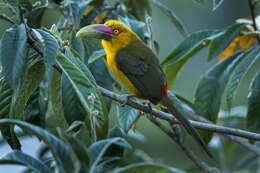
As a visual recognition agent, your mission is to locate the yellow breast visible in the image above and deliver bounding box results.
[102,39,142,98]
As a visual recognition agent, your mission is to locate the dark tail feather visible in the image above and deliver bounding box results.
[160,96,213,159]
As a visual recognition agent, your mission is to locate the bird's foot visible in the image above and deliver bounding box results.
[120,94,133,106]
[144,102,153,114]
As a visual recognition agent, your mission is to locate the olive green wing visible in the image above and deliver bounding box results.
[116,40,165,104]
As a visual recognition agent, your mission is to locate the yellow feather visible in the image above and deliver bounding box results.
[101,20,142,97]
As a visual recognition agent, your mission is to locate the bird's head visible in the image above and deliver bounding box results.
[76,20,140,52]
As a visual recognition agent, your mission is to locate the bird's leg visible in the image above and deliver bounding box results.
[146,102,153,114]
[119,94,133,106]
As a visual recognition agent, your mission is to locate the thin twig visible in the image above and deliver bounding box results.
[248,0,260,44]
[145,15,155,52]
[185,108,260,156]
[148,117,219,173]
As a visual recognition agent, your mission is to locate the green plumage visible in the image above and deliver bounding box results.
[116,40,165,104]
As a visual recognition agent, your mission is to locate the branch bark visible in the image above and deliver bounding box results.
[248,0,260,44]
[149,117,219,173]
[98,85,260,141]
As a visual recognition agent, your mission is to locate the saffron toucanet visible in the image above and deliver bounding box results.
[76,20,213,158]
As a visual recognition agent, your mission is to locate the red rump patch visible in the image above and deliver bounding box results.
[163,80,168,97]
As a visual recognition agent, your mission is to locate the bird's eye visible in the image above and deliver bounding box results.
[113,29,119,34]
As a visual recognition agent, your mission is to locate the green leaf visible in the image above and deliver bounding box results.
[1,124,21,150]
[1,24,27,88]
[247,71,260,133]
[161,30,222,67]
[110,163,186,173]
[0,78,12,119]
[58,129,90,172]
[88,137,131,173]
[151,0,187,37]
[0,119,76,173]
[195,52,243,122]
[56,52,108,139]
[161,30,222,88]
[126,0,151,21]
[213,0,225,10]
[0,150,49,173]
[0,13,15,24]
[36,29,59,69]
[194,52,243,142]
[118,105,139,134]
[47,68,68,129]
[0,78,20,150]
[165,56,190,88]
[116,7,147,41]
[208,24,245,61]
[12,60,45,119]
[88,49,105,64]
[62,74,86,124]
[226,46,260,109]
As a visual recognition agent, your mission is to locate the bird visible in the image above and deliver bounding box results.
[76,20,213,158]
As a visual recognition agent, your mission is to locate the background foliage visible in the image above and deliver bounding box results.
[0,0,259,172]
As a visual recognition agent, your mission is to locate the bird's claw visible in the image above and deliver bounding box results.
[145,102,153,114]
[120,94,133,106]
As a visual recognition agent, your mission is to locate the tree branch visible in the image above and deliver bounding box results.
[185,108,260,156]
[148,117,219,173]
[248,0,260,44]
[98,86,260,141]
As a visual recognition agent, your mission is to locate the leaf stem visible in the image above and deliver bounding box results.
[248,0,260,44]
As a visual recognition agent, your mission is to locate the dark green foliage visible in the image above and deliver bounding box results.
[247,71,260,133]
[0,0,259,172]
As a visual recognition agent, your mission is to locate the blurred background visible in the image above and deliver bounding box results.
[0,0,255,172]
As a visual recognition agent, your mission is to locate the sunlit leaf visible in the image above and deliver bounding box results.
[0,119,76,173]
[208,24,245,61]
[226,46,260,109]
[80,7,106,27]
[110,163,186,173]
[218,37,240,62]
[218,27,256,61]
[247,71,260,133]
[0,150,49,173]
[1,24,27,88]
[152,0,187,37]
